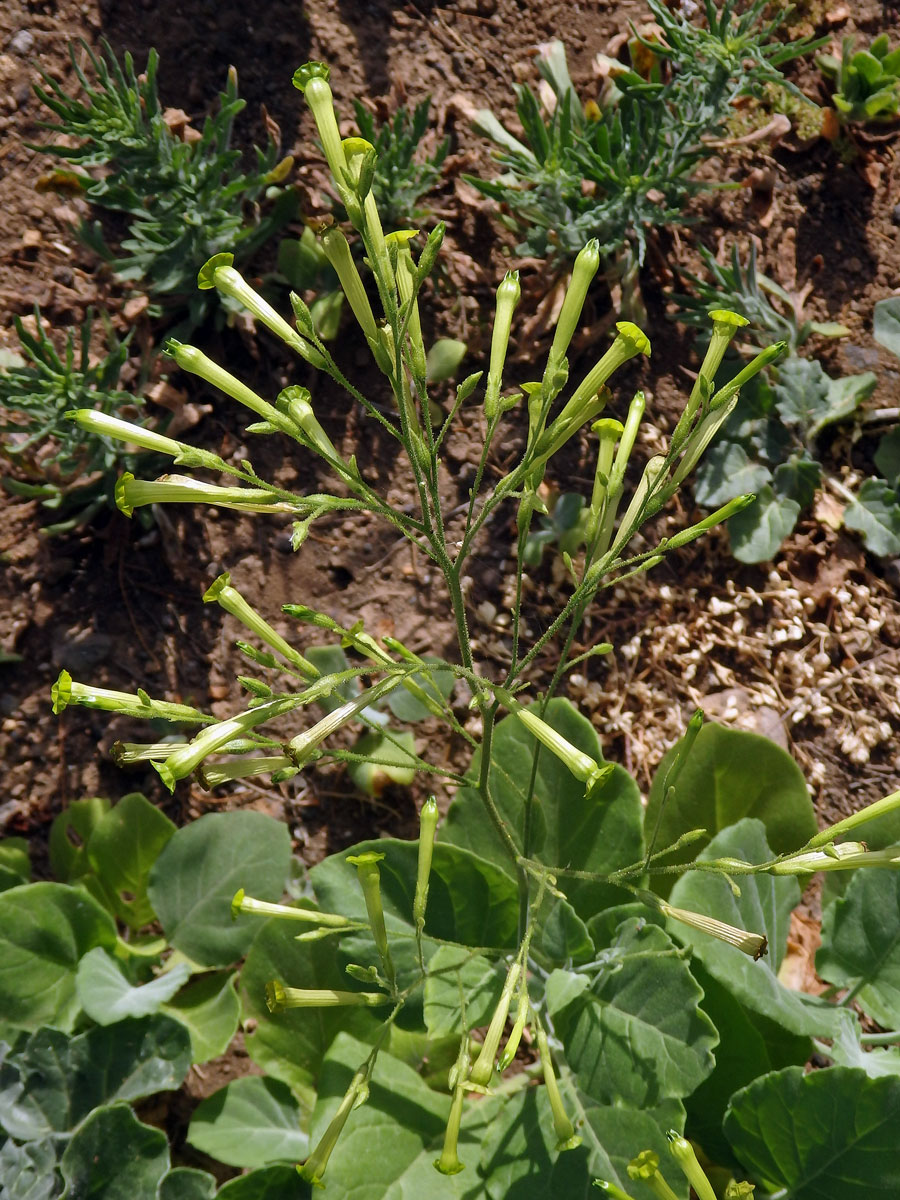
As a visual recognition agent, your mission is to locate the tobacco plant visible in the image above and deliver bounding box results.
[40,62,900,1196]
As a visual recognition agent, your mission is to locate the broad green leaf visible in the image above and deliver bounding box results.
[772,355,830,429]
[60,1103,170,1200]
[440,699,643,921]
[76,948,190,1025]
[478,1083,687,1200]
[425,338,467,383]
[817,870,900,1028]
[161,970,240,1063]
[384,659,455,723]
[346,730,416,797]
[310,839,518,1001]
[305,1033,451,1198]
[187,1076,309,1169]
[645,723,816,896]
[547,919,717,1108]
[773,456,821,507]
[815,371,875,439]
[873,295,900,359]
[216,1167,310,1198]
[874,427,900,487]
[725,1066,900,1197]
[87,793,176,929]
[668,820,846,1039]
[148,812,292,967]
[537,895,594,964]
[694,441,771,507]
[844,478,900,557]
[0,838,30,891]
[156,1168,217,1200]
[684,964,811,1166]
[728,484,800,562]
[49,797,110,883]
[0,1016,191,1140]
[0,882,117,1031]
[423,946,505,1038]
[240,916,381,1106]
[0,1138,59,1200]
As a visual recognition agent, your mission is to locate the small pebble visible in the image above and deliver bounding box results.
[9,30,34,55]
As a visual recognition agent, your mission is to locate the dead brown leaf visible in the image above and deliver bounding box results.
[778,910,827,996]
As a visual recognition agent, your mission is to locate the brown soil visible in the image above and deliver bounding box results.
[2,1,900,887]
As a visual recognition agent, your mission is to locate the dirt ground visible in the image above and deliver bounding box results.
[2,0,900,886]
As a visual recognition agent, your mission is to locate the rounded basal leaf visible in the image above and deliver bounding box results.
[148,812,292,967]
[86,792,176,929]
[60,1103,170,1199]
[75,948,190,1025]
[0,1016,192,1141]
[0,1138,60,1200]
[0,882,117,1032]
[49,797,110,883]
[187,1076,309,1169]
[817,870,900,1029]
[440,698,643,921]
[0,837,30,892]
[725,1066,900,1197]
[728,485,801,563]
[844,479,900,558]
[873,295,900,359]
[161,970,240,1063]
[423,946,505,1038]
[694,441,771,508]
[645,724,816,897]
[547,919,717,1108]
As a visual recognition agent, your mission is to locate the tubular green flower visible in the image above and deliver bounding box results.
[627,1151,679,1200]
[593,1183,638,1200]
[771,842,899,872]
[468,961,520,1087]
[497,981,529,1071]
[286,676,402,765]
[52,669,213,723]
[613,454,669,548]
[153,696,301,792]
[391,236,427,379]
[708,341,787,412]
[298,1065,370,1187]
[413,796,439,936]
[434,1042,469,1176]
[805,787,900,849]
[535,1022,581,1152]
[232,889,351,927]
[658,901,768,959]
[663,495,756,550]
[321,226,380,347]
[116,473,295,518]
[166,339,296,433]
[347,851,396,989]
[277,386,341,463]
[200,756,294,788]
[265,982,387,1011]
[204,572,317,678]
[198,257,324,366]
[65,410,180,457]
[484,270,521,421]
[292,63,346,186]
[667,1132,716,1200]
[672,309,749,450]
[510,702,612,794]
[548,238,601,367]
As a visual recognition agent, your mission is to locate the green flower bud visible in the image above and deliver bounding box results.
[468,961,520,1088]
[299,1065,370,1187]
[265,982,387,1011]
[592,1182,638,1200]
[232,890,351,927]
[708,341,787,412]
[805,787,900,849]
[724,1181,756,1198]
[771,842,897,873]
[286,677,401,766]
[204,572,317,678]
[484,270,521,421]
[65,410,180,457]
[510,701,612,794]
[320,226,381,349]
[535,1022,581,1152]
[276,385,341,462]
[667,1132,716,1200]
[413,797,439,935]
[391,238,427,380]
[347,850,396,989]
[497,982,529,1071]
[52,669,212,724]
[548,238,601,366]
[200,755,293,788]
[663,495,756,550]
[627,1151,679,1200]
[672,309,749,450]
